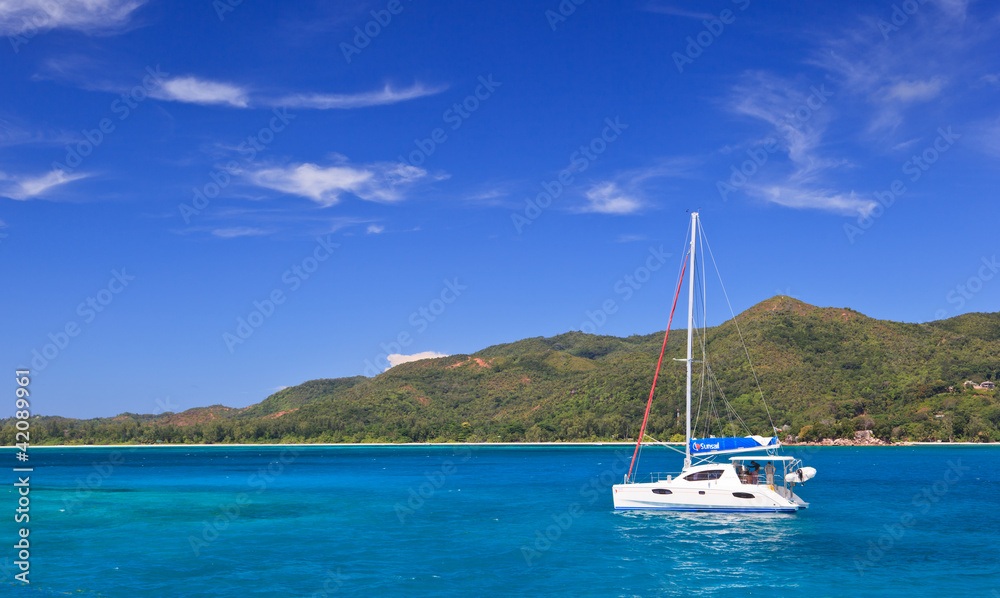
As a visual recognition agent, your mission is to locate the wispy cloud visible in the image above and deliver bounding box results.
[211,226,267,238]
[731,71,841,175]
[0,115,74,148]
[386,351,449,370]
[880,77,946,103]
[975,116,1000,158]
[642,2,715,20]
[246,158,436,206]
[581,182,643,214]
[616,234,647,243]
[0,0,145,36]
[366,224,385,234]
[753,186,876,216]
[727,71,875,216]
[0,168,89,200]
[39,60,443,111]
[578,159,697,215]
[275,83,446,110]
[808,2,978,138]
[151,76,250,108]
[149,78,441,110]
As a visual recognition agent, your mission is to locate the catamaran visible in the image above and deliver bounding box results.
[611,212,816,513]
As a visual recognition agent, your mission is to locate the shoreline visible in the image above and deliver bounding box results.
[6,441,1000,449]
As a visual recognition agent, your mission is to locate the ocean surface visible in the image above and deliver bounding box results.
[2,444,998,597]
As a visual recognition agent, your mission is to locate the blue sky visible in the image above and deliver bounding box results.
[2,0,999,418]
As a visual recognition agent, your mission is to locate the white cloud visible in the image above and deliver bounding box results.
[808,2,976,138]
[881,77,946,103]
[386,352,449,370]
[935,0,968,21]
[616,234,646,243]
[366,224,385,234]
[0,168,88,200]
[152,76,250,108]
[891,137,921,152]
[753,186,876,217]
[976,117,1000,158]
[642,3,715,19]
[577,159,696,215]
[581,182,643,214]
[211,227,267,238]
[40,59,442,111]
[247,159,431,206]
[727,71,877,215]
[731,71,839,176]
[0,0,145,36]
[275,83,445,110]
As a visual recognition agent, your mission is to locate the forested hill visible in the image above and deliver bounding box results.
[6,296,1000,445]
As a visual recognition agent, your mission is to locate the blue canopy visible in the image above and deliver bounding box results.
[689,435,779,455]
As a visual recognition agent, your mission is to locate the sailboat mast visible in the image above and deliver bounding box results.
[684,212,698,469]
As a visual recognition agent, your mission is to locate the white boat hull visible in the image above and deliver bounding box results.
[612,463,808,513]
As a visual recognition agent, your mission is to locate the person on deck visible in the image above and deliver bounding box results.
[765,461,775,485]
[749,461,760,484]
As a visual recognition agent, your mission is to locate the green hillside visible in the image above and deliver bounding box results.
[5,297,1000,445]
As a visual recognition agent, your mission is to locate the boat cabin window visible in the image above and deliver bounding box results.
[732,492,755,499]
[684,470,724,481]
[652,488,672,495]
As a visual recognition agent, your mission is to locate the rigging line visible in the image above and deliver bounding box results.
[635,229,692,471]
[706,364,752,435]
[625,252,688,484]
[698,220,777,436]
[692,323,707,436]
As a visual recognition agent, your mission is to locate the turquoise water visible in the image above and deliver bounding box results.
[2,445,998,597]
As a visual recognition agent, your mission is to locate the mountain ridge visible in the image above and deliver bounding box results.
[5,297,999,445]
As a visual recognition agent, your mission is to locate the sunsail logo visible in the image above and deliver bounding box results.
[693,442,720,451]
